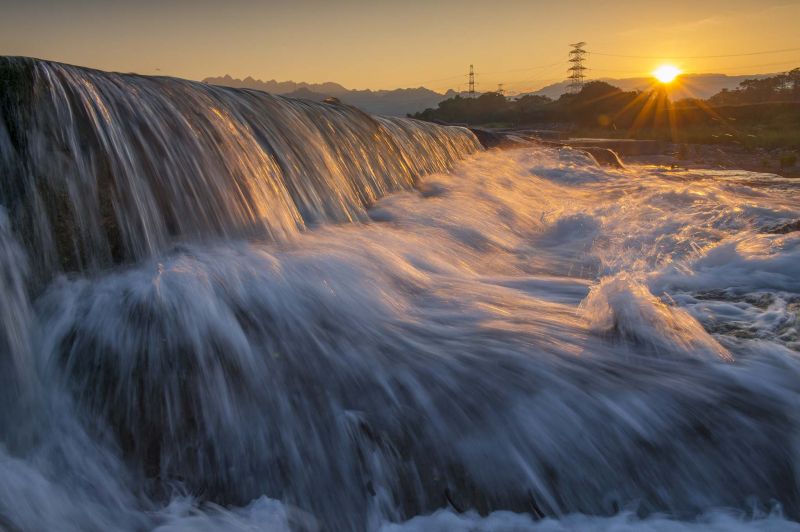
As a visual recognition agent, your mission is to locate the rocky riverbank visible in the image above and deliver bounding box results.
[616,143,799,178]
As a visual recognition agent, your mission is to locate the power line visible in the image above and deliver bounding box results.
[479,60,565,76]
[504,66,567,89]
[406,60,565,89]
[706,59,800,72]
[590,46,800,60]
[585,58,799,75]
[496,61,571,95]
[399,45,798,95]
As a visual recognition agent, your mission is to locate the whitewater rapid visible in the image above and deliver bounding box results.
[1,144,799,531]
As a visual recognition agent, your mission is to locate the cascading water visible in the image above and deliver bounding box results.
[2,58,800,532]
[0,57,479,282]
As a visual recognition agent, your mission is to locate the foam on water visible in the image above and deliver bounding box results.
[2,71,800,530]
[582,273,731,361]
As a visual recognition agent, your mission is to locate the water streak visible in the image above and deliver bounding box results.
[0,57,479,281]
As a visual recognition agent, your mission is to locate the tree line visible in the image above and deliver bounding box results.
[707,68,800,106]
[410,69,800,128]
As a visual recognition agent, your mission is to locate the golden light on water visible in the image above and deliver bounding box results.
[653,64,682,83]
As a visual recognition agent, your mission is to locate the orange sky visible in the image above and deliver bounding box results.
[1,0,798,92]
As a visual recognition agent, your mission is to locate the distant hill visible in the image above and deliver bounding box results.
[529,73,774,100]
[203,75,350,96]
[203,75,455,116]
[204,72,779,115]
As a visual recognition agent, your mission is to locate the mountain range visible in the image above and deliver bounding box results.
[202,75,456,116]
[203,73,774,116]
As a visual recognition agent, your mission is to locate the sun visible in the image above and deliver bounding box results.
[653,64,681,84]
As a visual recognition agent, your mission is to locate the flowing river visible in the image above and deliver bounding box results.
[1,57,799,531]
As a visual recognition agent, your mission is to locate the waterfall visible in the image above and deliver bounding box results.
[0,57,479,282]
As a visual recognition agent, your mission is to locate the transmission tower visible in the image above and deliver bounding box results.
[567,42,588,93]
[468,64,476,98]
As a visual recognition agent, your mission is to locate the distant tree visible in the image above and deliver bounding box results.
[673,97,705,108]
[513,94,551,111]
[413,81,643,127]
[572,81,622,102]
[472,91,509,120]
[707,88,735,106]
[707,68,800,105]
[510,94,554,124]
[413,92,512,125]
[559,81,640,127]
[789,68,800,100]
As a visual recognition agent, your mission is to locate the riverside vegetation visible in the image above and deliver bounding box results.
[412,69,800,151]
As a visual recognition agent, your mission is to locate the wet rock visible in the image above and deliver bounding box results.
[579,147,625,168]
[468,128,531,150]
[763,219,800,234]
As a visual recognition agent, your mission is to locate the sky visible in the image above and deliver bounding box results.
[1,0,799,92]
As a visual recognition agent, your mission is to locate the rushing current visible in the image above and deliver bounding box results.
[1,58,800,532]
